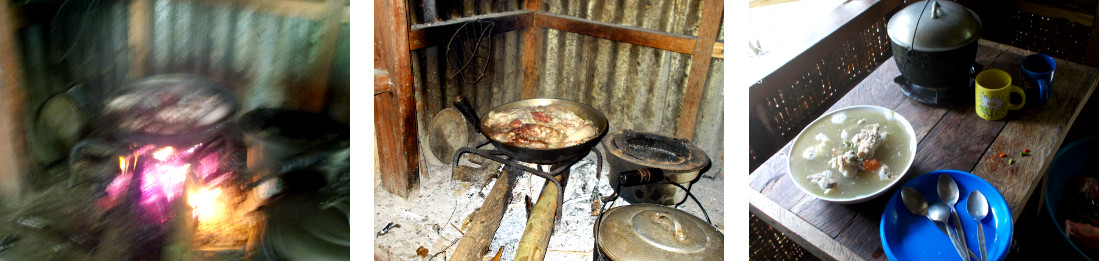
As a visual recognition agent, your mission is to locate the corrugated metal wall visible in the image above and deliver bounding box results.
[16,0,349,172]
[536,0,720,170]
[409,0,526,124]
[18,0,350,123]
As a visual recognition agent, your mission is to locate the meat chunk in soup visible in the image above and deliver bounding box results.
[851,124,887,160]
[878,164,892,180]
[807,170,837,193]
[830,150,860,177]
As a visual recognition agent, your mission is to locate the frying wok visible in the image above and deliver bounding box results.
[453,96,608,164]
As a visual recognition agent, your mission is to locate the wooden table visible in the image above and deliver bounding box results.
[748,40,1099,261]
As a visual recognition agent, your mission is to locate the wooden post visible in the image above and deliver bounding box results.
[450,167,517,260]
[129,0,151,81]
[520,0,543,99]
[0,0,28,200]
[375,0,420,197]
[675,0,723,140]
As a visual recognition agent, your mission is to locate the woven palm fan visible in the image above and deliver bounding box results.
[446,19,494,84]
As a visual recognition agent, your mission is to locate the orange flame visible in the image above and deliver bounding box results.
[188,187,223,221]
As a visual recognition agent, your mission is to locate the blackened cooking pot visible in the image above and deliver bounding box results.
[888,0,982,105]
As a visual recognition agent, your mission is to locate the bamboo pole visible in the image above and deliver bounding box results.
[514,170,567,261]
[450,166,518,260]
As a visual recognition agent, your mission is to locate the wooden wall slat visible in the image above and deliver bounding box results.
[520,0,543,99]
[408,10,534,51]
[129,0,152,80]
[534,12,696,54]
[170,0,332,21]
[675,0,722,139]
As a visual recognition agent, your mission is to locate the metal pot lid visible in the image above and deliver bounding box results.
[887,0,981,52]
[597,204,723,260]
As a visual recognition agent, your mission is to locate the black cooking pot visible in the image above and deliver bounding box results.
[888,1,982,105]
[452,96,608,164]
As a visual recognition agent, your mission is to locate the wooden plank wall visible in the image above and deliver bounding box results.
[0,0,28,199]
[376,0,420,197]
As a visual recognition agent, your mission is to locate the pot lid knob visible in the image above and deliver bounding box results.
[887,0,982,52]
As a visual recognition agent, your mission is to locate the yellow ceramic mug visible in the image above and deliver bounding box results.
[975,69,1026,120]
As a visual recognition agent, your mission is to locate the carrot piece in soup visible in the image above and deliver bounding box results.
[862,158,881,171]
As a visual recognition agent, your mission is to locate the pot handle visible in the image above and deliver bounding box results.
[452,96,483,135]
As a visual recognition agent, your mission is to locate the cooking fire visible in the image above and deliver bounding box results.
[0,75,350,260]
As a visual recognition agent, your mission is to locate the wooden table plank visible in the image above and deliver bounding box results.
[971,43,1099,221]
[829,42,1017,259]
[830,195,892,260]
[909,47,1017,174]
[823,45,1009,259]
[748,40,1099,260]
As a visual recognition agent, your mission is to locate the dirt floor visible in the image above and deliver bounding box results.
[373,145,724,261]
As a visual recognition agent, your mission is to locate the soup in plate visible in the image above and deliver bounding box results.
[789,107,915,201]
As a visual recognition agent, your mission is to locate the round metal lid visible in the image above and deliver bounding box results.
[887,0,981,52]
[597,204,723,260]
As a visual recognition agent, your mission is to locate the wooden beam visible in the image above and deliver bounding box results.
[748,0,900,109]
[675,0,722,140]
[534,12,697,54]
[451,167,516,260]
[712,41,724,59]
[374,69,393,95]
[0,0,28,199]
[128,0,152,81]
[375,0,420,198]
[408,10,534,50]
[299,0,344,112]
[520,0,543,100]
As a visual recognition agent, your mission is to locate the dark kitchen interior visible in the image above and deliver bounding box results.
[0,0,349,260]
[374,0,724,260]
[749,0,1099,260]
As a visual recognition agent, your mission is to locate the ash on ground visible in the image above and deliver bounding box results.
[373,147,724,261]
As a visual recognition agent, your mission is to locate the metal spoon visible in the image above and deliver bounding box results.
[968,190,989,261]
[901,187,929,216]
[930,202,970,261]
[902,187,973,260]
[938,174,970,258]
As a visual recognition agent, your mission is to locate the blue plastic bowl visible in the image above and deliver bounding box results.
[1044,136,1099,260]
